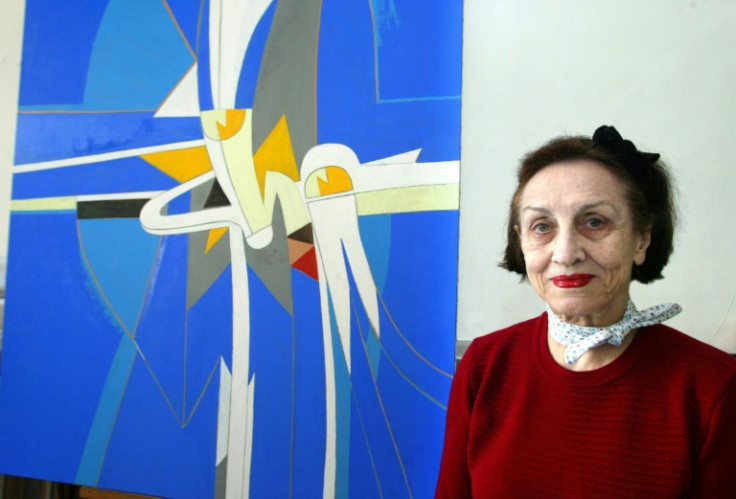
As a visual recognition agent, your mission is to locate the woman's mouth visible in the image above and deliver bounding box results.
[551,274,594,288]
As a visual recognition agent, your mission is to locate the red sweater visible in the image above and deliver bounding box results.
[436,313,736,498]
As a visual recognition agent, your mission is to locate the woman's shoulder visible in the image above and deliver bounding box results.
[645,324,736,363]
[640,323,736,383]
[457,314,545,392]
[464,314,545,362]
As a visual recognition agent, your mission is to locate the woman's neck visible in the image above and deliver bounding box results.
[547,329,638,372]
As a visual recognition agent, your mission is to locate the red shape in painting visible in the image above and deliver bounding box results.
[292,246,319,280]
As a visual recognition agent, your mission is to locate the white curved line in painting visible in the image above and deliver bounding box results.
[140,172,255,499]
[140,139,459,497]
[140,0,461,495]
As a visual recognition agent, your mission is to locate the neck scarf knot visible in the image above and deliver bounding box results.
[547,300,682,365]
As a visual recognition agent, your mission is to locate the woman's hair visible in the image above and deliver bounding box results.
[501,126,677,284]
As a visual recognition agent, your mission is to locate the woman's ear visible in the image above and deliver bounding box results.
[633,229,652,266]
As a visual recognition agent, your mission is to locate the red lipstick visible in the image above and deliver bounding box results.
[551,274,594,288]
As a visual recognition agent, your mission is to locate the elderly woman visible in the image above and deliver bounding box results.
[436,126,736,497]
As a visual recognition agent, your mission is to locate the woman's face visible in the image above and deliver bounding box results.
[517,160,650,327]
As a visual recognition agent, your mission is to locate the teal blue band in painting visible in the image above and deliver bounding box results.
[75,334,137,485]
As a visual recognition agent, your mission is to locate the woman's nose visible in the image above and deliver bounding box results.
[551,227,584,266]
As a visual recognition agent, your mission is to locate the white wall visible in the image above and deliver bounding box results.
[0,1,24,263]
[458,0,736,351]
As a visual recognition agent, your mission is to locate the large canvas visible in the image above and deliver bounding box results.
[0,1,462,497]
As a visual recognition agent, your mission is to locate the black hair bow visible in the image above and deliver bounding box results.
[592,125,659,183]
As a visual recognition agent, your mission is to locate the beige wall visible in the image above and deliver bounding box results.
[458,0,736,351]
[0,1,24,262]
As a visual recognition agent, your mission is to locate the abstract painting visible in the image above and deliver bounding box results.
[0,1,462,497]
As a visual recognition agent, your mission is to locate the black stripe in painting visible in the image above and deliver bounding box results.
[77,199,149,219]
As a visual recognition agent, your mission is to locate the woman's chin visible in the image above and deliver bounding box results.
[547,293,599,318]
[546,294,626,327]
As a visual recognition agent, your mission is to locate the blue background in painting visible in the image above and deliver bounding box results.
[19,0,110,106]
[13,157,177,199]
[185,268,234,416]
[81,0,194,111]
[0,212,127,481]
[15,0,461,165]
[248,267,297,499]
[372,0,463,100]
[349,211,456,498]
[20,0,194,112]
[317,0,461,163]
[0,211,457,497]
[127,234,190,419]
[291,270,328,496]
[14,114,203,166]
[1,0,461,496]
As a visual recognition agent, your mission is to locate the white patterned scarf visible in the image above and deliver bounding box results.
[547,300,682,365]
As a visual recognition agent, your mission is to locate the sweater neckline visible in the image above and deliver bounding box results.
[534,312,647,386]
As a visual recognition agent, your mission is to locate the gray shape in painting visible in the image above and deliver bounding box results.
[244,197,294,314]
[252,0,321,166]
[186,178,233,309]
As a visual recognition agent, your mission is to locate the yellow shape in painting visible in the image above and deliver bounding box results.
[305,168,327,198]
[200,109,247,140]
[216,109,247,140]
[199,109,310,235]
[304,166,354,198]
[318,166,353,196]
[200,109,228,139]
[141,146,212,183]
[11,196,77,212]
[253,115,300,199]
[205,227,229,253]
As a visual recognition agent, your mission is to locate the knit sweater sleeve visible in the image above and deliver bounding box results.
[691,371,736,496]
[434,340,479,498]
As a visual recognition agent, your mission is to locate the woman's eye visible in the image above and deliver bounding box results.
[583,218,605,229]
[532,223,551,233]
